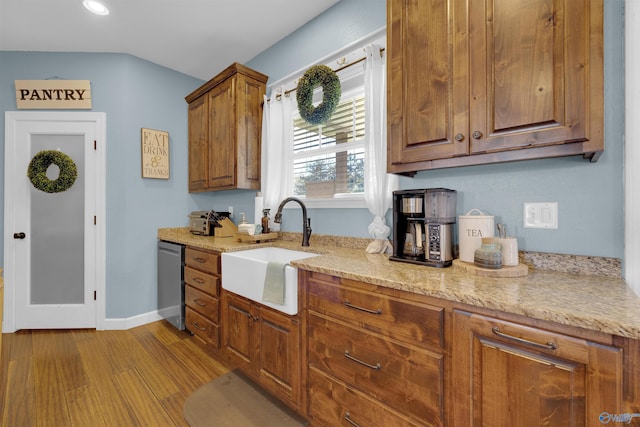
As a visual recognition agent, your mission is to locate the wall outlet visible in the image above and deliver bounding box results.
[524,202,558,229]
[228,206,233,218]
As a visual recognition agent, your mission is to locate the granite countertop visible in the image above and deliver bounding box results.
[158,227,640,340]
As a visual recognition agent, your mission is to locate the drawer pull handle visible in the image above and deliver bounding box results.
[345,412,361,427]
[344,351,381,370]
[343,300,382,315]
[193,277,205,284]
[192,321,206,331]
[193,299,207,307]
[194,257,207,263]
[491,327,557,351]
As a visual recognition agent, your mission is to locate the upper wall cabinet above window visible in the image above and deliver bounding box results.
[387,0,604,175]
[185,63,267,192]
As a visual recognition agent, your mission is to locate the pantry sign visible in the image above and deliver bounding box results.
[15,80,92,109]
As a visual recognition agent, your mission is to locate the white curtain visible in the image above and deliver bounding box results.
[261,88,295,222]
[363,44,399,254]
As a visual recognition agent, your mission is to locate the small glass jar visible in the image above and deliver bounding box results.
[474,243,502,269]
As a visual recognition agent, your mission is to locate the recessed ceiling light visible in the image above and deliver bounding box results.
[83,0,109,16]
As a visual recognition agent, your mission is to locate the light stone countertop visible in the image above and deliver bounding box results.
[159,227,640,340]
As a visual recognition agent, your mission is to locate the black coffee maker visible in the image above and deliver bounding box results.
[390,189,457,267]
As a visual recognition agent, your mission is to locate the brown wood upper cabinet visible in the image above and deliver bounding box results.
[185,63,267,191]
[387,0,604,175]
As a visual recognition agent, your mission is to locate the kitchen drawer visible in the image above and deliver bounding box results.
[457,310,592,363]
[184,266,220,297]
[185,247,220,275]
[307,273,444,348]
[185,284,219,322]
[308,367,424,427]
[308,312,444,425]
[186,307,219,348]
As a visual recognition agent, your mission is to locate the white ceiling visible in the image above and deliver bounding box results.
[0,0,341,80]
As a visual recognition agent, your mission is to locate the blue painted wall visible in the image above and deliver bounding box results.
[0,52,204,318]
[0,0,626,320]
[246,0,625,260]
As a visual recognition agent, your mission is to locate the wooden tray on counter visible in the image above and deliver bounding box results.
[234,232,279,243]
[452,259,528,278]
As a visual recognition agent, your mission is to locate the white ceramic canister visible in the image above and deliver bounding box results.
[458,209,495,263]
[496,237,519,266]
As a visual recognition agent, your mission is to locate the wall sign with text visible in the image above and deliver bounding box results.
[15,80,92,109]
[141,128,170,179]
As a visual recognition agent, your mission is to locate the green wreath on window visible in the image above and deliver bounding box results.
[296,65,341,125]
[27,150,78,193]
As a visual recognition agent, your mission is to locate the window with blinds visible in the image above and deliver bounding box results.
[292,86,366,198]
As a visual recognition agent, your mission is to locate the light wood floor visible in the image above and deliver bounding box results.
[0,309,232,426]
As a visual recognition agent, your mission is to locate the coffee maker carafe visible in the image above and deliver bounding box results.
[391,189,457,267]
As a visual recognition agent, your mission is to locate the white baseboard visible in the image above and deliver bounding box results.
[101,310,164,330]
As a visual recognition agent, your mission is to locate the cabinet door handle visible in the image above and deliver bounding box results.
[343,300,382,315]
[192,321,206,331]
[345,412,362,427]
[344,351,381,370]
[194,257,207,263]
[491,327,557,351]
[455,133,464,142]
[193,299,207,307]
[193,277,205,284]
[472,130,483,139]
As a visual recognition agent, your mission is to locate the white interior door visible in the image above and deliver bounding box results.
[3,112,106,331]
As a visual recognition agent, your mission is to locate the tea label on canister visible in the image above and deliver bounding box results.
[458,209,495,263]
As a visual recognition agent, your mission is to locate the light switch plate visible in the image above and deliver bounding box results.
[524,202,558,229]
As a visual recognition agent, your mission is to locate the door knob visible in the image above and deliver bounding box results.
[13,232,26,239]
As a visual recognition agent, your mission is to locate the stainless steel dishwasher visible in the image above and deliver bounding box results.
[157,240,185,330]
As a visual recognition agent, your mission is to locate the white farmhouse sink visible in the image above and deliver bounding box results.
[221,247,318,315]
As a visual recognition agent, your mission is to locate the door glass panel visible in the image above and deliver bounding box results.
[30,134,84,304]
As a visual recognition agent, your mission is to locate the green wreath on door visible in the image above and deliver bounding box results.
[27,150,78,193]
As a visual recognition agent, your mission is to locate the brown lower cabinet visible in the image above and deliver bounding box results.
[304,271,447,426]
[300,270,640,427]
[221,290,302,411]
[307,313,444,426]
[184,247,221,350]
[171,244,638,425]
[452,309,626,426]
[308,367,426,427]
